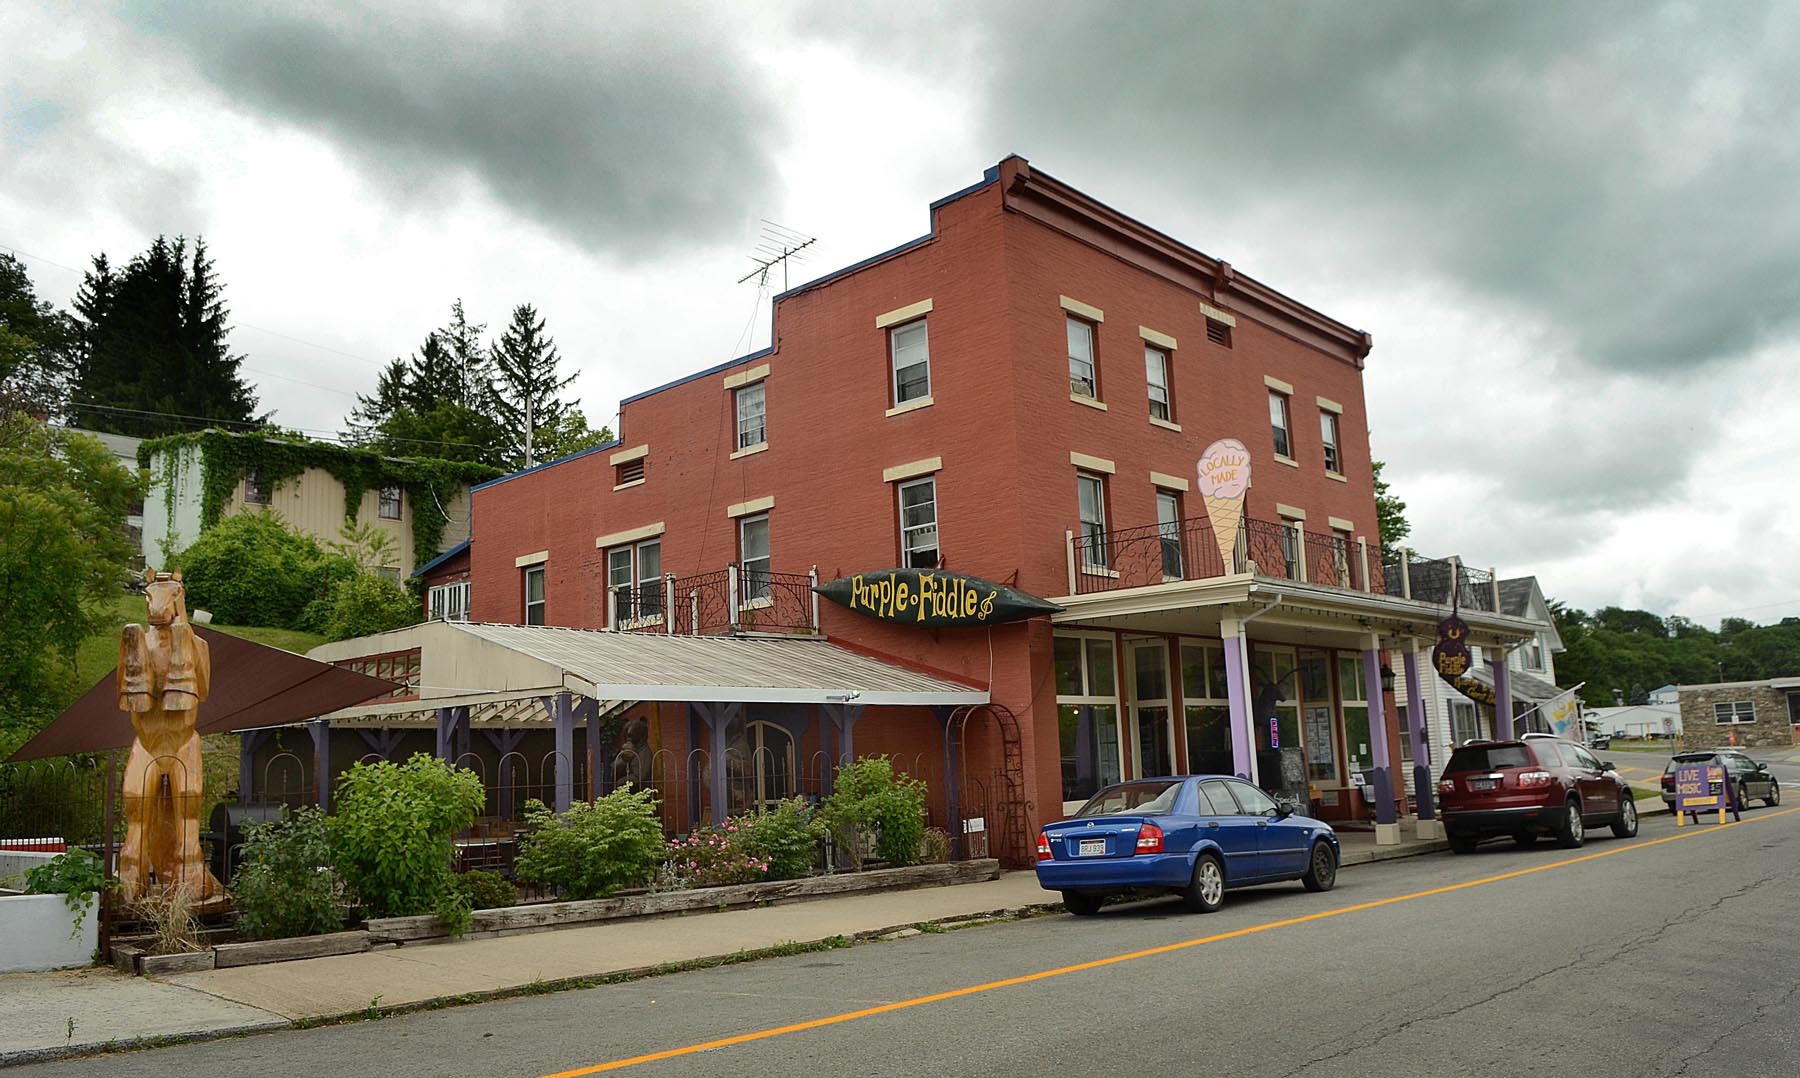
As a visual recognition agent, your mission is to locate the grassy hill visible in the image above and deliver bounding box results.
[73,592,329,693]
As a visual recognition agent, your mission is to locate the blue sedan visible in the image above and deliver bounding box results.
[1035,776,1341,916]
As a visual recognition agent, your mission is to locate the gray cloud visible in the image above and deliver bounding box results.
[945,1,1800,375]
[131,2,783,253]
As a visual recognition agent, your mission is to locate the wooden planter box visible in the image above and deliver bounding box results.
[367,858,1001,944]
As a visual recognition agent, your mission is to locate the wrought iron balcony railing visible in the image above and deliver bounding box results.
[616,566,822,636]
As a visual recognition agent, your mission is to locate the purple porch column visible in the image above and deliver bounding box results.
[1221,625,1255,782]
[308,719,331,813]
[1403,644,1435,821]
[1492,652,1514,739]
[1362,642,1397,832]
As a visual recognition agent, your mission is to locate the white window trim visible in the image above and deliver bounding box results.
[1714,700,1756,725]
[523,564,547,625]
[898,476,939,569]
[607,538,664,629]
[889,318,932,407]
[734,381,767,453]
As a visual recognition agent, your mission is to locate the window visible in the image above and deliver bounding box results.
[523,565,546,626]
[1332,528,1353,587]
[739,513,771,603]
[735,721,796,814]
[1788,692,1800,726]
[1056,632,1123,805]
[1450,700,1481,744]
[1180,642,1232,776]
[1227,780,1279,817]
[1522,640,1544,671]
[1320,411,1340,473]
[243,467,269,505]
[1197,781,1238,816]
[890,320,930,405]
[378,484,402,519]
[1277,515,1302,579]
[736,382,766,449]
[608,539,662,624]
[1714,700,1755,725]
[616,458,646,485]
[1145,345,1172,421]
[1156,490,1183,581]
[1206,317,1232,347]
[428,580,470,622]
[1067,317,1097,400]
[376,566,400,583]
[1077,472,1108,570]
[1269,391,1291,458]
[898,477,938,569]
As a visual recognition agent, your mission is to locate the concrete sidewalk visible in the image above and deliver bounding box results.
[0,834,1449,1066]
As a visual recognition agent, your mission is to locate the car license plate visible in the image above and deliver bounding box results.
[1469,777,1498,790]
[1078,838,1107,857]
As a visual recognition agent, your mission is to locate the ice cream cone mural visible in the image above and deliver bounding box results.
[1197,438,1251,571]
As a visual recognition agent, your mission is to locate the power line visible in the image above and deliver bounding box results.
[65,401,491,452]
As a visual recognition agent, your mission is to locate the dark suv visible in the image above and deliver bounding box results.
[1437,736,1638,854]
[1659,750,1781,812]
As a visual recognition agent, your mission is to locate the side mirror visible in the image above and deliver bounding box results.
[1759,762,1770,772]
[1601,760,1616,772]
[1275,802,1296,819]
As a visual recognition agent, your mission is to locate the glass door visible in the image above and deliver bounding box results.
[1298,649,1339,785]
[1127,638,1175,779]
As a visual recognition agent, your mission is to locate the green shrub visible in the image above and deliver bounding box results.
[449,869,518,911]
[230,807,345,941]
[175,511,347,628]
[661,824,768,889]
[513,787,666,899]
[303,572,420,641]
[329,755,484,927]
[23,848,108,937]
[734,798,824,880]
[819,757,928,869]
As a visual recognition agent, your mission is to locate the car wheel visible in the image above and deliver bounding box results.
[1182,854,1225,914]
[1061,891,1104,917]
[1448,832,1478,855]
[1300,840,1338,893]
[1736,781,1752,812]
[1555,797,1585,849]
[1611,791,1639,838]
[1512,832,1538,847]
[1768,782,1782,808]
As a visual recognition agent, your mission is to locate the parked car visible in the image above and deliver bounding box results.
[1590,734,1612,750]
[1035,776,1341,916]
[1437,736,1638,854]
[1659,750,1781,811]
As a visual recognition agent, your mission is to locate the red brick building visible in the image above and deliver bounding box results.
[402,156,1543,860]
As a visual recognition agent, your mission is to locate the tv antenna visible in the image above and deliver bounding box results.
[737,220,816,292]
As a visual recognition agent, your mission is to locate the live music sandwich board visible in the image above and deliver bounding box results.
[1673,763,1739,826]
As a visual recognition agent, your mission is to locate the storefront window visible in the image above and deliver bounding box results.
[1340,654,1371,778]
[1180,641,1233,776]
[1300,650,1337,783]
[1128,639,1174,779]
[1250,648,1301,799]
[1055,633,1122,805]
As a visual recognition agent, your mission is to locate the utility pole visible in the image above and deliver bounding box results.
[524,393,534,468]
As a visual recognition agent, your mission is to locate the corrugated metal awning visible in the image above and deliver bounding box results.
[444,622,989,706]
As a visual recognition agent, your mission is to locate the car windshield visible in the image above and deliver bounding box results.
[1076,780,1182,818]
[1446,744,1531,772]
[1665,753,1718,774]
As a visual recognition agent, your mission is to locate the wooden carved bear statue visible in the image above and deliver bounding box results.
[116,569,222,901]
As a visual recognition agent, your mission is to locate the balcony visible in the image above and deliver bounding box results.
[1067,514,1499,612]
[612,566,822,636]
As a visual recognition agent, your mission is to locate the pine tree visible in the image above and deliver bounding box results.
[67,236,259,435]
[489,304,578,467]
[348,357,412,437]
[404,331,460,412]
[438,299,490,409]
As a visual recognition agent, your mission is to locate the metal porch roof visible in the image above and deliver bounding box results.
[437,622,988,707]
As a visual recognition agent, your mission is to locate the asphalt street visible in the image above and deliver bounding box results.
[15,803,1800,1078]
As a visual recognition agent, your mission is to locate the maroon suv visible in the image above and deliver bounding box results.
[1437,736,1638,854]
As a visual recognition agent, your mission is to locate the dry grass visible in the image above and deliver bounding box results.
[131,881,207,955]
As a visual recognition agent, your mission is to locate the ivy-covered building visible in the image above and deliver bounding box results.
[139,430,499,577]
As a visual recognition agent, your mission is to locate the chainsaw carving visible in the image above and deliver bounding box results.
[117,569,222,900]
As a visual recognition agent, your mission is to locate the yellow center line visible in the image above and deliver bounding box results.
[541,805,1800,1078]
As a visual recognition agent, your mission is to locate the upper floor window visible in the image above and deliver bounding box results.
[608,539,662,624]
[1320,410,1341,474]
[523,564,546,626]
[243,467,269,505]
[428,580,470,622]
[1269,391,1292,458]
[1156,489,1182,581]
[736,382,766,450]
[890,320,931,405]
[1145,345,1172,422]
[378,484,402,520]
[898,477,939,569]
[739,513,771,603]
[1523,639,1544,671]
[1077,472,1108,570]
[1067,318,1098,400]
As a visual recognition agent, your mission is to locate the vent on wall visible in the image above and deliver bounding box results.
[617,458,646,485]
[1205,318,1232,347]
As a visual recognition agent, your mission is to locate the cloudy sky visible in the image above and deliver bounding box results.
[5,1,1796,627]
